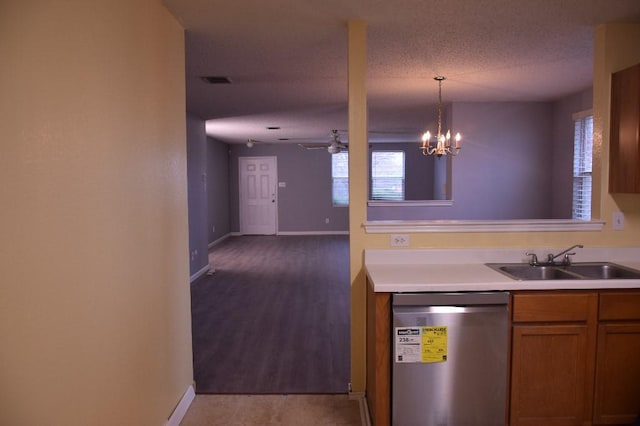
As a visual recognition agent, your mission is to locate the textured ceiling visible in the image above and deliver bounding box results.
[163,0,640,145]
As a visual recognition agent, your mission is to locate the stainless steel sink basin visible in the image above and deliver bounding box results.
[486,262,640,281]
[489,264,580,281]
[563,262,640,279]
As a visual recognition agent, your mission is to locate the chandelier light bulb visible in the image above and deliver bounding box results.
[422,131,431,145]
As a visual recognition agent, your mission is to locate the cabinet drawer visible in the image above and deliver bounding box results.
[513,292,597,323]
[599,291,640,321]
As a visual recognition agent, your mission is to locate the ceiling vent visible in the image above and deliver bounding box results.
[201,76,232,84]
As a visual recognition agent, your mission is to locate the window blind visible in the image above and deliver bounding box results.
[371,151,405,200]
[331,152,349,206]
[572,115,593,220]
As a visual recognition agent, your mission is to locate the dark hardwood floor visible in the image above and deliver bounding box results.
[191,235,350,394]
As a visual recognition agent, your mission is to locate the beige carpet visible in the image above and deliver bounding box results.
[180,394,363,426]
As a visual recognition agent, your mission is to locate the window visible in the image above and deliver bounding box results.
[371,151,405,200]
[332,152,349,206]
[572,112,593,220]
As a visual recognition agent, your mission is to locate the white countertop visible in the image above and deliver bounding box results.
[365,247,640,293]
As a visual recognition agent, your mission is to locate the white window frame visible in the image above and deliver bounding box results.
[370,150,405,201]
[572,110,593,221]
[331,151,349,206]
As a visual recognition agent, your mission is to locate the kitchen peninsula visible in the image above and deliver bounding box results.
[365,247,640,426]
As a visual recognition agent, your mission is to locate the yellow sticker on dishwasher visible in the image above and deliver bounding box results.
[421,326,448,363]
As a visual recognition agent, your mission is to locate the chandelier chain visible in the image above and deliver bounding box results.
[437,78,443,140]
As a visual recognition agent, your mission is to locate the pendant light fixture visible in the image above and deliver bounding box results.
[421,76,461,157]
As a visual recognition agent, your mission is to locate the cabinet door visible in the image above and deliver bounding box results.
[593,323,640,424]
[510,324,593,426]
[609,62,640,193]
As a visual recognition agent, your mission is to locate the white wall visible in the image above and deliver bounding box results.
[0,1,193,424]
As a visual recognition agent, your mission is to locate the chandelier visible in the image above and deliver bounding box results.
[421,76,461,157]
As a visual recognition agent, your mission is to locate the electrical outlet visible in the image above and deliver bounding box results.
[325,218,330,224]
[391,234,410,247]
[613,211,625,230]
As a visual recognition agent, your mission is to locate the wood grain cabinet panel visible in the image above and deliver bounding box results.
[366,281,390,426]
[609,61,640,193]
[513,292,594,323]
[510,292,597,426]
[511,324,593,426]
[599,291,640,321]
[593,292,640,424]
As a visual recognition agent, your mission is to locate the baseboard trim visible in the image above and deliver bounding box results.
[207,233,232,249]
[229,231,349,236]
[349,392,371,426]
[277,231,349,235]
[166,384,195,426]
[190,264,210,283]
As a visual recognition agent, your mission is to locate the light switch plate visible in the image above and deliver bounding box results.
[612,211,625,230]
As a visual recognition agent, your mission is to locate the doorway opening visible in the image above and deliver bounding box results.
[191,234,350,393]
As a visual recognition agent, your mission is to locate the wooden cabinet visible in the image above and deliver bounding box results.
[593,292,640,424]
[510,290,640,426]
[510,292,598,426]
[366,288,640,426]
[609,62,640,193]
[366,281,390,426]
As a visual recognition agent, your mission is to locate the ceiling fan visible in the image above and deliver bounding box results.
[298,130,348,154]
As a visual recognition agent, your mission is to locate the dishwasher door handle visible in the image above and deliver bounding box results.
[392,291,509,307]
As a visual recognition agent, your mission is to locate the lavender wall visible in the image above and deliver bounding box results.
[368,102,556,220]
[228,143,349,233]
[450,102,554,219]
[186,113,210,275]
[207,137,231,243]
[194,93,593,235]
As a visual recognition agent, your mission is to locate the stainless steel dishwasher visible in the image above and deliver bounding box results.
[392,292,509,426]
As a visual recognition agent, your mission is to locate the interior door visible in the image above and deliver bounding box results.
[239,156,277,235]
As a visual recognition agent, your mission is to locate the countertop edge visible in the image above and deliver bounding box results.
[365,250,640,293]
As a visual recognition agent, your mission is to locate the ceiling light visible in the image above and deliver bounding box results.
[246,139,254,148]
[421,76,461,157]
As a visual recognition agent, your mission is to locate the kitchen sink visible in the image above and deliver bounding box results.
[486,262,640,281]
[563,262,640,279]
[496,265,579,280]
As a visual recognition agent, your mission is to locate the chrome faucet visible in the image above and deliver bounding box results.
[525,252,540,266]
[546,244,584,266]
